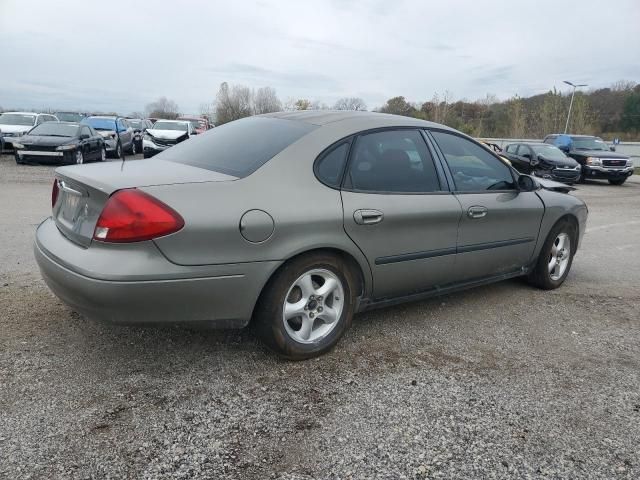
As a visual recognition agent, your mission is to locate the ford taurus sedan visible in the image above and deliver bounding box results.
[35,111,588,359]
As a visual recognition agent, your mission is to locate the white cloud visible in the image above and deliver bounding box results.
[0,0,639,113]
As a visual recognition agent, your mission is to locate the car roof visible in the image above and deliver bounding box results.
[546,133,598,139]
[261,110,453,130]
[519,142,554,146]
[152,120,190,124]
[87,115,119,119]
[1,111,40,115]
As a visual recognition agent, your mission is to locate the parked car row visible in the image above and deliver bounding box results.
[0,110,214,165]
[544,134,634,185]
[499,134,634,186]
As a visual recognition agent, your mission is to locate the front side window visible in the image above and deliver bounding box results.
[431,131,515,192]
[505,144,518,154]
[344,129,441,193]
[517,145,532,157]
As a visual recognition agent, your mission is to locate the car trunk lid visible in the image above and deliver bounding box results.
[52,159,237,247]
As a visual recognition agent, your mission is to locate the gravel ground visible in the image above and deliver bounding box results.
[1,154,639,479]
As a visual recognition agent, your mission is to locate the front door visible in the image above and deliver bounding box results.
[430,130,544,281]
[341,129,462,299]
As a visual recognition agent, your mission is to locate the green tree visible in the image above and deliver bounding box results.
[621,92,640,134]
[294,99,312,110]
[379,96,415,117]
[507,96,526,138]
[568,93,594,134]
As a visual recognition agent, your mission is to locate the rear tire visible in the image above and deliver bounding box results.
[115,142,122,159]
[608,178,626,185]
[527,219,576,290]
[254,253,356,360]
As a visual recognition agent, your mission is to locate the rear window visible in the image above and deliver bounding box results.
[158,116,317,178]
[83,117,116,130]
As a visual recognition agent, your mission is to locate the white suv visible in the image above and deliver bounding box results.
[0,112,59,152]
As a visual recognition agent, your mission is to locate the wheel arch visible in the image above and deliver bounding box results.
[250,246,371,323]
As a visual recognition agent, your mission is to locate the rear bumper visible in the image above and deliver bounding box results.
[583,165,634,179]
[34,218,277,328]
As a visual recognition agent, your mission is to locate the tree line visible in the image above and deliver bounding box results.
[144,80,640,139]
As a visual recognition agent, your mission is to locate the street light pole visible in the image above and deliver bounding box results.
[563,80,588,134]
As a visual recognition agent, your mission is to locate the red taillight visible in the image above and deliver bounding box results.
[93,189,184,243]
[52,179,59,208]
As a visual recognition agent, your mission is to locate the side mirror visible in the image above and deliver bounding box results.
[610,146,616,152]
[191,130,198,135]
[530,156,540,166]
[517,174,537,192]
[79,134,90,140]
[522,153,531,160]
[557,144,570,153]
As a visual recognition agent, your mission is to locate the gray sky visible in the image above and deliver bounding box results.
[1,0,639,115]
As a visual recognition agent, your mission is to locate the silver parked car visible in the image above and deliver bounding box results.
[35,111,588,359]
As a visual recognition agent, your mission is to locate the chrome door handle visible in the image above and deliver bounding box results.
[354,209,384,225]
[467,206,488,219]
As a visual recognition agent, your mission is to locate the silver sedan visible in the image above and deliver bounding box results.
[35,111,588,359]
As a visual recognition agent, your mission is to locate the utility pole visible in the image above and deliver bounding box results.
[563,80,588,133]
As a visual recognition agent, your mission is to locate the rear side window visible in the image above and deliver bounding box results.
[505,144,518,153]
[160,116,317,178]
[431,131,515,192]
[315,141,350,188]
[344,129,441,193]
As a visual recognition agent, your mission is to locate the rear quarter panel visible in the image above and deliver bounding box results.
[147,123,376,294]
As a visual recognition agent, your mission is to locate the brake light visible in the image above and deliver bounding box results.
[52,179,59,208]
[93,189,184,243]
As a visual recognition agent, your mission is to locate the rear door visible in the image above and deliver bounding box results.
[340,129,462,299]
[429,130,544,281]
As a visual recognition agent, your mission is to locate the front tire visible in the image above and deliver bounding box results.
[75,150,84,165]
[115,142,122,159]
[254,253,357,360]
[608,178,626,185]
[129,141,137,155]
[527,220,576,290]
[100,147,106,162]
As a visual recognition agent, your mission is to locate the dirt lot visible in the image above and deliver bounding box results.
[1,154,639,479]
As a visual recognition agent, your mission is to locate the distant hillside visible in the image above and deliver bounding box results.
[378,81,640,140]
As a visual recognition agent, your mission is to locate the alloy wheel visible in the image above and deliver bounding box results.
[75,150,84,164]
[282,269,345,344]
[548,232,571,281]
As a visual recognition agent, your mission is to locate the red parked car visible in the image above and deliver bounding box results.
[177,115,212,135]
